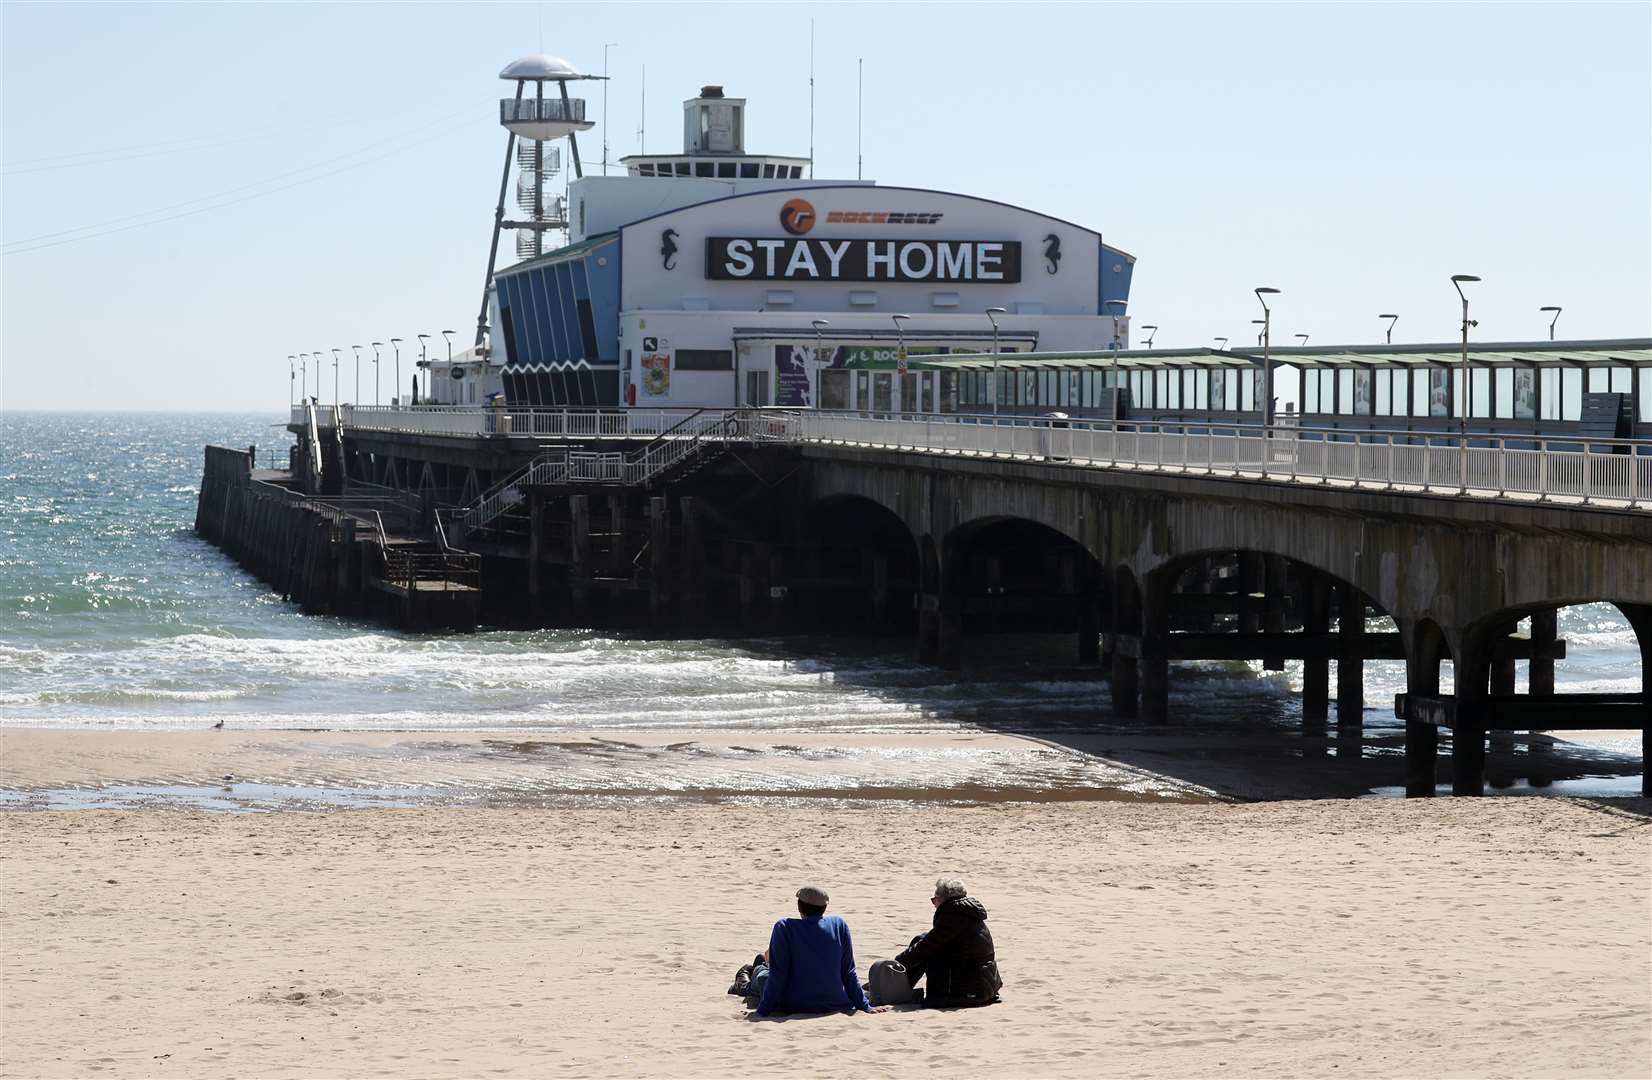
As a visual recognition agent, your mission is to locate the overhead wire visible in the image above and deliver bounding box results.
[2,102,485,255]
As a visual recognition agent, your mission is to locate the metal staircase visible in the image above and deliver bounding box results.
[458,410,780,534]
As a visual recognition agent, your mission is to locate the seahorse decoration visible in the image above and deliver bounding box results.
[661,228,679,270]
[1043,234,1061,275]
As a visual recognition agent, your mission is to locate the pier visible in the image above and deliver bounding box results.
[199,403,1651,796]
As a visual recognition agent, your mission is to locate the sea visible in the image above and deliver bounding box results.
[1,412,1644,807]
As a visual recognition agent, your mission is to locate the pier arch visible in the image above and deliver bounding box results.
[804,494,920,633]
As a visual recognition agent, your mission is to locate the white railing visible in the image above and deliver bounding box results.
[458,410,787,532]
[304,404,1651,513]
[299,405,709,439]
[795,414,1652,510]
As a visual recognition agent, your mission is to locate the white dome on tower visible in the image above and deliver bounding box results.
[499,54,583,81]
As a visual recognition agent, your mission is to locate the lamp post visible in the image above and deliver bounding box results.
[288,355,297,408]
[352,345,363,405]
[1379,313,1398,344]
[329,348,340,406]
[602,43,619,175]
[1451,274,1481,487]
[1254,286,1280,425]
[390,339,403,406]
[810,319,830,408]
[417,334,431,403]
[1540,305,1561,341]
[300,354,309,401]
[1213,337,1229,351]
[1295,334,1310,348]
[1251,319,1266,348]
[891,314,911,411]
[1140,324,1158,349]
[985,306,1006,416]
[371,343,383,406]
[442,329,456,364]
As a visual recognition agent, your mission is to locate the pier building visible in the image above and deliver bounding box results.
[433,66,1134,411]
[201,53,1650,799]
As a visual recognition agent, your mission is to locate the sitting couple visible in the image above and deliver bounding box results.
[728,877,1002,1016]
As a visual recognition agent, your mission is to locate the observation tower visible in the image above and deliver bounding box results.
[474,54,600,346]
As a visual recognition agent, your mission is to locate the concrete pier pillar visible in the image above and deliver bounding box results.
[1620,604,1652,798]
[1528,609,1557,697]
[1451,637,1490,796]
[1140,582,1170,724]
[1112,647,1139,718]
[1302,573,1331,728]
[1262,555,1288,671]
[1336,583,1365,726]
[1403,633,1442,797]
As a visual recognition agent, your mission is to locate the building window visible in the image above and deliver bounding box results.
[1494,369,1513,418]
[740,162,758,178]
[1561,368,1582,420]
[1639,368,1652,422]
[675,349,733,371]
[1305,371,1320,413]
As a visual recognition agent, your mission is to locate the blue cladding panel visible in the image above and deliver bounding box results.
[585,240,619,362]
[552,262,577,361]
[1098,243,1135,313]
[528,265,555,363]
[503,275,527,364]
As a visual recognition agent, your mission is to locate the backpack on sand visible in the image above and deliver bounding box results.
[867,959,917,1006]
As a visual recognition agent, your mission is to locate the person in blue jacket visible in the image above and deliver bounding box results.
[752,885,881,1016]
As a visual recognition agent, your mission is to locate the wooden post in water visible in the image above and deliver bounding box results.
[680,496,706,623]
[649,496,670,618]
[1262,556,1288,671]
[1302,572,1331,728]
[569,494,592,617]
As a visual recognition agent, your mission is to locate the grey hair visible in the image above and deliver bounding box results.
[933,877,967,900]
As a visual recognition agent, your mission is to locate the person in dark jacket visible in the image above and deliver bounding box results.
[895,877,1002,1008]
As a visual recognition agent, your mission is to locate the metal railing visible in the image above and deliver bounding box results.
[299,404,1651,512]
[381,548,481,592]
[796,413,1652,509]
[500,98,587,124]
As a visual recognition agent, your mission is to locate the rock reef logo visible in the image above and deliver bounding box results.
[779,198,816,236]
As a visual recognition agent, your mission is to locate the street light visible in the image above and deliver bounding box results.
[985,307,1007,416]
[1379,313,1399,344]
[288,355,297,408]
[1251,319,1266,347]
[330,349,341,406]
[810,319,830,408]
[1140,324,1158,349]
[390,339,403,406]
[1213,337,1229,351]
[1254,287,1280,425]
[1540,305,1562,341]
[417,334,431,402]
[1451,274,1481,486]
[371,343,383,407]
[352,345,363,405]
[891,315,911,410]
[1295,334,1310,348]
[442,329,457,363]
[299,354,310,401]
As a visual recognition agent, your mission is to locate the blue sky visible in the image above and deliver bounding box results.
[2,1,1647,410]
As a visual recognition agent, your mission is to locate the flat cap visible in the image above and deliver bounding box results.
[796,884,830,906]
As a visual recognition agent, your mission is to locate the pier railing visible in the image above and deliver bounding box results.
[302,404,1651,511]
[796,413,1652,509]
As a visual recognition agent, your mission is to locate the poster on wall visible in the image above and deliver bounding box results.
[1429,369,1449,416]
[1353,370,1373,415]
[640,336,671,398]
[773,345,815,407]
[1514,368,1536,419]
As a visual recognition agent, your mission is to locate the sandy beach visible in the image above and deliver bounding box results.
[3,772,1648,1079]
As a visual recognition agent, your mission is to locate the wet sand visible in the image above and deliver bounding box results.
[3,795,1650,1079]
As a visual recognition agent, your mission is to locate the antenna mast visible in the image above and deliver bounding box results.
[808,20,815,179]
[856,57,863,181]
[638,64,646,153]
